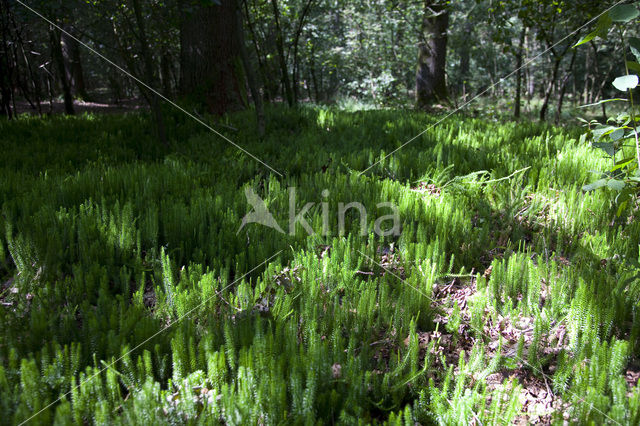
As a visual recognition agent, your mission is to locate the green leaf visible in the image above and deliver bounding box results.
[579,133,588,144]
[607,179,626,191]
[610,128,625,141]
[574,14,612,47]
[630,37,640,62]
[617,200,629,217]
[583,179,608,191]
[616,112,631,123]
[627,61,640,73]
[611,157,636,172]
[574,31,599,47]
[612,75,639,91]
[592,141,616,156]
[609,4,639,22]
[592,125,616,141]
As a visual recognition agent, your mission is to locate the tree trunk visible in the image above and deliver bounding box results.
[61,26,88,100]
[0,46,12,118]
[309,49,319,102]
[582,46,591,104]
[242,0,272,102]
[539,55,562,121]
[458,21,471,97]
[180,0,246,115]
[131,0,167,146]
[235,0,265,136]
[0,0,14,118]
[290,0,314,104]
[160,52,173,97]
[6,3,42,114]
[526,33,535,102]
[270,0,293,106]
[49,27,74,115]
[514,26,526,119]
[554,48,577,124]
[416,1,449,109]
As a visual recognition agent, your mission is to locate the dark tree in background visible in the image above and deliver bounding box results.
[61,24,88,100]
[49,26,74,115]
[416,0,449,109]
[180,0,246,115]
[0,0,14,117]
[131,0,167,145]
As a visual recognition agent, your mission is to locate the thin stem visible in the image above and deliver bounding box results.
[620,27,640,173]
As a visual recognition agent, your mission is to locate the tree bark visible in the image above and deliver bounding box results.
[235,0,265,136]
[61,26,87,100]
[0,0,14,118]
[6,3,44,114]
[270,0,293,106]
[458,21,471,98]
[242,0,272,102]
[180,0,246,115]
[309,48,319,102]
[131,0,167,146]
[514,26,526,119]
[290,0,314,104]
[554,47,577,124]
[416,1,449,109]
[539,55,562,121]
[49,27,74,115]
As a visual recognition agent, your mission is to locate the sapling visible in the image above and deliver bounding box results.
[576,3,640,215]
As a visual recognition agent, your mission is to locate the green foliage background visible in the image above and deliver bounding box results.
[1,107,640,423]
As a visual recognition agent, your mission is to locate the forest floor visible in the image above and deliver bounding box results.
[1,106,639,424]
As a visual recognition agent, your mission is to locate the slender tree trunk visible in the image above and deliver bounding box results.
[270,0,293,106]
[243,0,273,102]
[18,39,42,114]
[0,0,14,118]
[180,0,246,115]
[160,52,173,97]
[554,48,577,124]
[589,41,614,119]
[235,0,264,136]
[309,49,319,102]
[539,55,562,121]
[131,0,167,146]
[583,46,590,104]
[7,3,43,114]
[290,0,314,104]
[514,26,526,119]
[46,72,54,114]
[11,32,34,108]
[61,26,87,100]
[0,47,12,118]
[108,72,122,104]
[416,1,449,109]
[49,27,74,115]
[319,64,324,101]
[458,21,471,96]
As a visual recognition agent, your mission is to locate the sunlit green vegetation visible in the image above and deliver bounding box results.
[1,107,639,424]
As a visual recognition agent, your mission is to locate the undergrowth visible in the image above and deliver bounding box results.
[0,106,639,424]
